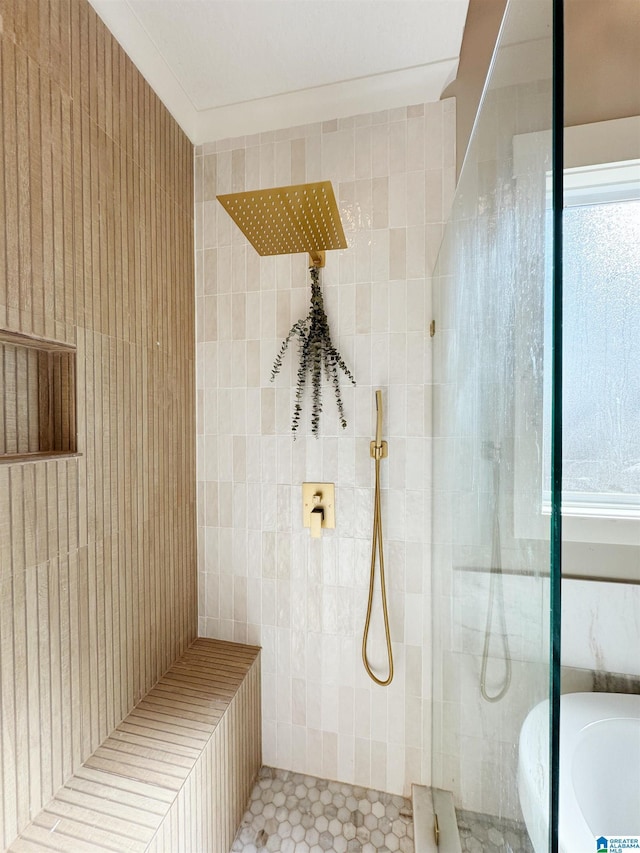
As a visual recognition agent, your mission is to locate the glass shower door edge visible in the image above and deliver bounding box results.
[549,0,564,851]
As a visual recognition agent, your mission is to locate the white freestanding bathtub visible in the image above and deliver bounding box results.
[518,692,640,853]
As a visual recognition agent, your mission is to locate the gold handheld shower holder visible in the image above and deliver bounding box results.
[370,440,388,460]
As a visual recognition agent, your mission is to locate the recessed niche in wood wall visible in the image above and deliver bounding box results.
[0,329,77,463]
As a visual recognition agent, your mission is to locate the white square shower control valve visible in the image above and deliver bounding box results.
[302,483,335,531]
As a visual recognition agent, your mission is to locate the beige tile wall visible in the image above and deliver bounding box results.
[195,101,455,796]
[0,1,196,846]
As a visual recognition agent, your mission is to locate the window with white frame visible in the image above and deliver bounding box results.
[542,158,640,519]
[512,120,640,578]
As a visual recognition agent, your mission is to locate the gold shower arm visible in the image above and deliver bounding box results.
[308,249,325,268]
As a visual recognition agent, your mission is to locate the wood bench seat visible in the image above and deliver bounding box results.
[9,639,261,853]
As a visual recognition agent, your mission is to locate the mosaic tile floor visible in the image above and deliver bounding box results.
[457,809,534,853]
[231,767,414,853]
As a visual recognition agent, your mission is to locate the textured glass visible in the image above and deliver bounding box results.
[561,200,640,499]
[430,0,556,846]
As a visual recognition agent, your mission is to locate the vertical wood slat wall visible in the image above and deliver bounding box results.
[147,653,262,853]
[0,343,41,454]
[9,640,262,853]
[0,0,196,847]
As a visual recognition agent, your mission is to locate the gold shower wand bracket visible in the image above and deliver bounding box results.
[370,440,388,460]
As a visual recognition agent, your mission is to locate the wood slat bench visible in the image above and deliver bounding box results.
[9,639,261,853]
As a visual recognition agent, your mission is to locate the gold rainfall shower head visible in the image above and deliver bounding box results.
[217,181,347,267]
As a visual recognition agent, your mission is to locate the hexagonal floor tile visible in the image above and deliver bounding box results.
[230,767,415,853]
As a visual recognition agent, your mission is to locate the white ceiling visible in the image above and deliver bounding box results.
[89,0,470,144]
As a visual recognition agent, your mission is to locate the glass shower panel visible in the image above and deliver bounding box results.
[430,0,557,847]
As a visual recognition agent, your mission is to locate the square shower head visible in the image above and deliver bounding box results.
[217,181,348,263]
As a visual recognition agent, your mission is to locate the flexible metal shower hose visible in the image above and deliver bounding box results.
[480,451,512,702]
[362,454,394,686]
